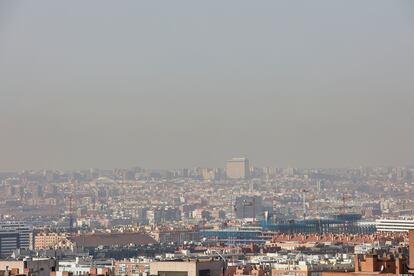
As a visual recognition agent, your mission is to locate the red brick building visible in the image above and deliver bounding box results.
[322,230,414,276]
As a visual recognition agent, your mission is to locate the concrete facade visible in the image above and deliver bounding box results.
[150,260,225,276]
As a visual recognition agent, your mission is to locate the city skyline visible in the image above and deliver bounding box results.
[2,161,414,173]
[2,159,414,173]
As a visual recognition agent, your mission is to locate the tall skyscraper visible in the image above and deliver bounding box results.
[226,158,250,179]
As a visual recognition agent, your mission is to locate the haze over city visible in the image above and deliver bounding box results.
[3,2,414,276]
[1,1,414,171]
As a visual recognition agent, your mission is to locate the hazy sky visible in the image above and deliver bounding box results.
[1,1,414,171]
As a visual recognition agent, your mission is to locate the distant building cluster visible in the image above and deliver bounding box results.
[1,159,414,275]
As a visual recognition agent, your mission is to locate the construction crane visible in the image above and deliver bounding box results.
[308,193,323,234]
[341,193,352,214]
[301,189,309,220]
[69,195,73,233]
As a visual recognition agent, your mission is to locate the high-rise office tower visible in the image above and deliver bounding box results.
[0,222,33,257]
[234,195,263,219]
[226,158,250,179]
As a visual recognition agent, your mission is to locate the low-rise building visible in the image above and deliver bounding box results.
[150,260,225,276]
[272,261,353,276]
[114,258,152,276]
[376,218,414,232]
[0,257,57,276]
[57,257,114,276]
[35,233,73,250]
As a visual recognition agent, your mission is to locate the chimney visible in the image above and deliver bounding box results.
[395,256,406,274]
[365,254,378,272]
[354,254,361,272]
[409,230,414,271]
[90,267,98,275]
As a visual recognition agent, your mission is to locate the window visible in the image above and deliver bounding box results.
[200,270,211,276]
